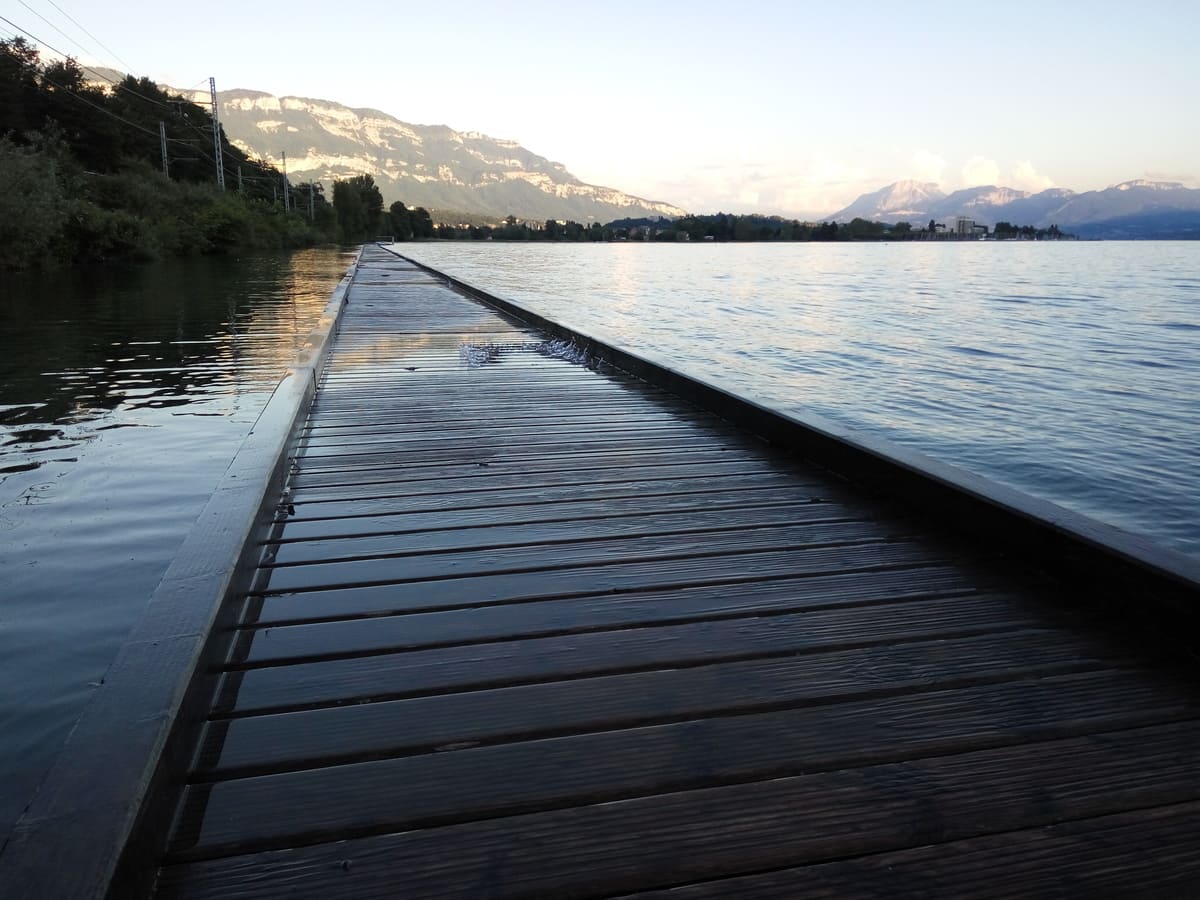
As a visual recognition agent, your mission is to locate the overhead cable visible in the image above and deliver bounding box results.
[40,0,136,73]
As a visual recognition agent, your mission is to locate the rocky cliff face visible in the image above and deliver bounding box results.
[176,88,686,222]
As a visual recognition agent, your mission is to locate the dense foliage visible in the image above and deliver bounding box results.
[0,39,333,269]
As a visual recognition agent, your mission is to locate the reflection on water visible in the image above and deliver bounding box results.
[0,248,354,837]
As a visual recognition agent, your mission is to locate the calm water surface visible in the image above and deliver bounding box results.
[0,248,353,836]
[404,241,1200,558]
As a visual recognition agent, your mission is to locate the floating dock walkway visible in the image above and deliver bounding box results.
[5,245,1200,898]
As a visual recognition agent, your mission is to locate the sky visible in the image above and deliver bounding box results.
[3,0,1198,217]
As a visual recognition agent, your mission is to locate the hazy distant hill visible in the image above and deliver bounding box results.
[1047,180,1200,226]
[169,87,685,223]
[829,180,947,221]
[1071,209,1200,240]
[830,179,1200,235]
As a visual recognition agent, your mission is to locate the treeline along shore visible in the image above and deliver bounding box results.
[414,214,1072,243]
[0,37,1067,272]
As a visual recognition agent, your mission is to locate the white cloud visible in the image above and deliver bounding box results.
[640,154,874,218]
[909,150,947,185]
[962,156,1002,187]
[1009,160,1054,192]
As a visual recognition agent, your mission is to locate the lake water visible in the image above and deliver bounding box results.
[402,241,1200,559]
[0,248,354,838]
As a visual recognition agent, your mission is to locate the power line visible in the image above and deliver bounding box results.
[0,14,74,64]
[39,0,135,73]
[16,0,91,61]
[41,69,163,138]
[0,13,177,112]
[1,32,284,188]
[0,35,165,141]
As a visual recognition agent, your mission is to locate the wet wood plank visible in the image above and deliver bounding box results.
[223,586,1071,715]
[620,802,1200,899]
[287,453,815,494]
[234,587,1061,667]
[201,627,1125,778]
[267,503,871,566]
[155,724,1200,899]
[277,480,837,537]
[170,669,1195,858]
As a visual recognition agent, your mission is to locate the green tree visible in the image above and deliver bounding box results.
[411,206,434,238]
[389,201,413,240]
[349,174,384,237]
[332,179,366,241]
[0,135,70,268]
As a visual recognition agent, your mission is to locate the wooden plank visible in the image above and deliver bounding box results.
[280,476,826,532]
[289,438,750,475]
[294,427,730,462]
[305,395,680,417]
[234,588,1046,668]
[287,455,811,496]
[312,378,634,400]
[302,406,692,433]
[260,523,917,594]
[619,803,1200,898]
[309,376,667,398]
[247,563,1000,629]
[267,504,866,566]
[298,420,713,451]
[227,586,1061,713]
[252,543,969,627]
[314,377,620,398]
[200,627,1124,777]
[168,669,1196,858]
[154,724,1200,899]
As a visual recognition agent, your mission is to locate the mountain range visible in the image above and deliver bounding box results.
[828,179,1200,238]
[81,69,1200,236]
[170,86,685,223]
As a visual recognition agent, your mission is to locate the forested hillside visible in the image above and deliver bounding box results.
[0,39,333,269]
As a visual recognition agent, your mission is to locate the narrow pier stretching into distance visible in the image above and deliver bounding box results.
[8,245,1200,898]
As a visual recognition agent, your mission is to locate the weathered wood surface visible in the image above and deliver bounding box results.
[149,246,1200,898]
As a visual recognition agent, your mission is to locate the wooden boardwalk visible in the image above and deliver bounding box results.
[145,246,1200,897]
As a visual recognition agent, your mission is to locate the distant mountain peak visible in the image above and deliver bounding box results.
[1112,179,1186,192]
[830,176,1200,235]
[829,180,946,221]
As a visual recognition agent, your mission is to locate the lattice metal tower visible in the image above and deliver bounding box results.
[209,77,225,190]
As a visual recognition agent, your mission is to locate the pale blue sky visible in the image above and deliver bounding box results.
[3,0,1197,216]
